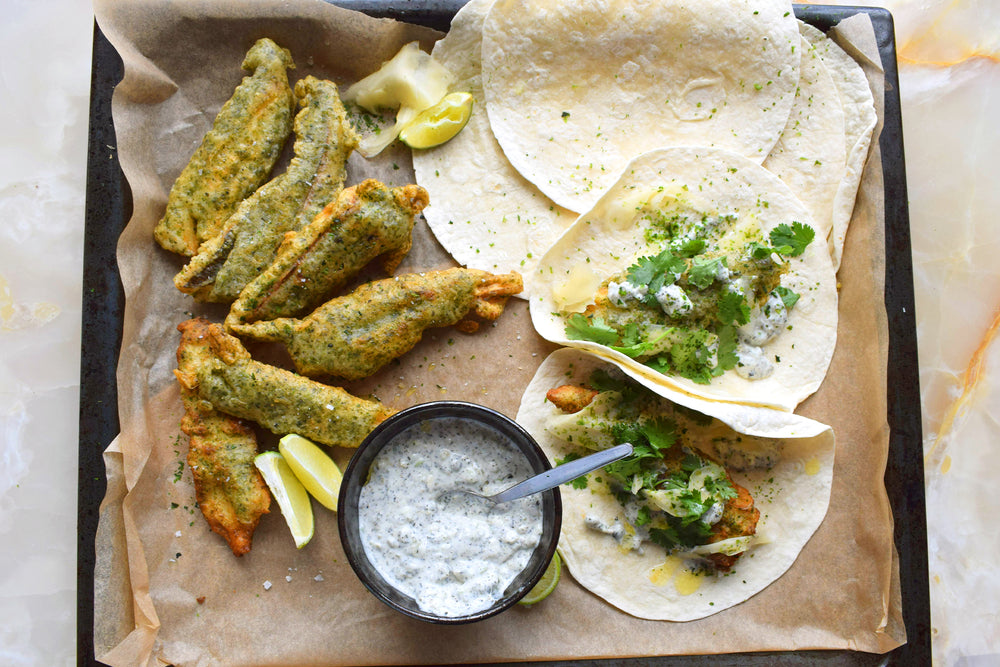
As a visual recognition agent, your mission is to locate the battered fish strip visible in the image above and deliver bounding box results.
[174,76,359,302]
[175,318,396,448]
[230,268,523,381]
[176,326,270,556]
[225,179,429,326]
[154,38,296,256]
[547,384,759,572]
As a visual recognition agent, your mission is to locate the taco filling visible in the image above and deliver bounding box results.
[529,147,838,412]
[545,368,761,573]
[562,193,815,385]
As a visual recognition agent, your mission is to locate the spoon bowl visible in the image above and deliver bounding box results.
[439,443,633,504]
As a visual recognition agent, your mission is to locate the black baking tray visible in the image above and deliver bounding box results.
[77,3,929,665]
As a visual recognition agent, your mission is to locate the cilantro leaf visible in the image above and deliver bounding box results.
[565,314,619,345]
[668,330,717,384]
[641,417,677,452]
[635,505,652,526]
[717,291,751,325]
[674,237,706,258]
[648,516,713,550]
[610,327,678,360]
[626,249,685,290]
[769,222,814,257]
[687,257,725,289]
[703,474,737,501]
[715,324,739,371]
[747,241,773,260]
[588,369,631,395]
[773,285,800,310]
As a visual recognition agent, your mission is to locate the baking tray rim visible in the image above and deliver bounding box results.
[77,3,929,665]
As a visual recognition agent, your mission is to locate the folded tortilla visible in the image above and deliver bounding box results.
[528,146,838,412]
[516,348,836,621]
[411,0,577,291]
[481,0,802,211]
[798,22,878,270]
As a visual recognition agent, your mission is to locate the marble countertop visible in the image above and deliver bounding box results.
[1,0,996,664]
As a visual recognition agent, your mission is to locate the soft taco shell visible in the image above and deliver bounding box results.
[762,28,847,258]
[528,146,838,412]
[516,348,836,621]
[411,0,576,290]
[481,0,802,212]
[799,21,877,270]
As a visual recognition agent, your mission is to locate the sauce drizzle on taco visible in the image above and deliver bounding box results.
[561,191,815,385]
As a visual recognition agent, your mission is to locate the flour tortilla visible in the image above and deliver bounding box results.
[481,0,802,212]
[799,22,877,270]
[762,29,847,257]
[516,348,835,621]
[411,0,576,291]
[528,147,838,412]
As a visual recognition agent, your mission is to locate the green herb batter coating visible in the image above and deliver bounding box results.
[230,268,523,380]
[225,179,429,327]
[174,76,358,301]
[154,38,296,256]
[175,318,396,449]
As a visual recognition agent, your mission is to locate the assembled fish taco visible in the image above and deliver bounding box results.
[516,348,835,621]
[529,146,838,412]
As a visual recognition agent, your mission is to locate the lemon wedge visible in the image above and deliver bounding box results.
[345,41,454,156]
[254,451,314,549]
[518,550,561,606]
[399,92,474,149]
[278,434,343,511]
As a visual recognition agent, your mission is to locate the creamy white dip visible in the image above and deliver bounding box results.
[358,417,543,618]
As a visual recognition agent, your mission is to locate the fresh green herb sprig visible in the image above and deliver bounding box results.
[562,215,815,384]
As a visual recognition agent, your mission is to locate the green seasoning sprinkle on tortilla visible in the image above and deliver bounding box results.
[563,204,814,384]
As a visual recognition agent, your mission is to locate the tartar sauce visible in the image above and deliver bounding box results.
[358,417,543,617]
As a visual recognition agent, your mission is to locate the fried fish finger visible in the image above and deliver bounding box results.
[230,268,523,380]
[225,179,429,327]
[175,318,396,448]
[154,38,296,256]
[174,76,359,301]
[175,330,270,556]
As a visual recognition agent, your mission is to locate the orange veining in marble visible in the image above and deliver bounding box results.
[925,305,1000,470]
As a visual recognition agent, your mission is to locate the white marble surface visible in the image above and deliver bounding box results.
[0,0,997,664]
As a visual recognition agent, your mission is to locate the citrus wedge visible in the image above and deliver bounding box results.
[254,451,314,548]
[518,550,561,605]
[278,434,343,511]
[399,92,474,149]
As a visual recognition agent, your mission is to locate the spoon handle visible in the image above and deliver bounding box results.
[492,443,634,504]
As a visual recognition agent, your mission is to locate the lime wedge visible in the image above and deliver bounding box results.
[399,92,474,149]
[254,451,314,549]
[278,434,343,511]
[518,550,561,605]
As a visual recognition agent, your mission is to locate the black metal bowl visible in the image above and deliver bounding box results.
[338,401,562,624]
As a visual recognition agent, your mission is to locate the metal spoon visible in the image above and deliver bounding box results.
[439,443,633,504]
